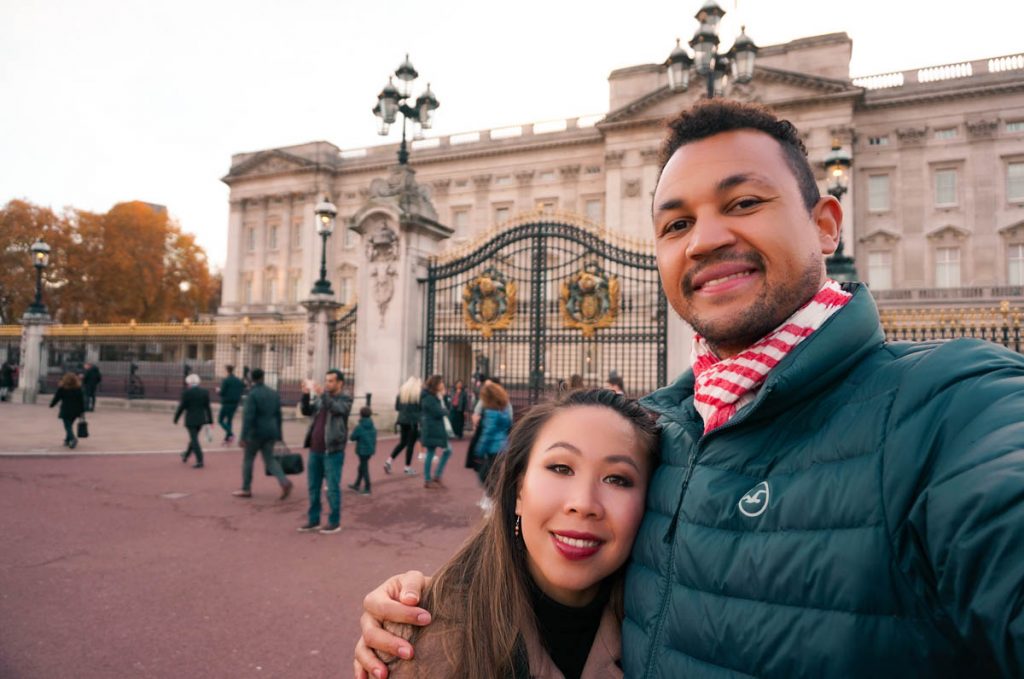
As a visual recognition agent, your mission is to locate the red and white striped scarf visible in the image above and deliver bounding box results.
[691,280,852,434]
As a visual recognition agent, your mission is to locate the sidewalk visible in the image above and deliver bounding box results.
[0,401,395,455]
[0,401,478,679]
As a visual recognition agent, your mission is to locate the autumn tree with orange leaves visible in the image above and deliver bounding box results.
[0,199,218,324]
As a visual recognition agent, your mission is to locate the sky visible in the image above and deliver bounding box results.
[2,0,1022,270]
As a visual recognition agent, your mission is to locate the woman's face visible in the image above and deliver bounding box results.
[515,406,650,607]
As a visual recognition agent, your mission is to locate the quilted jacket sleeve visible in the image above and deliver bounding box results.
[885,340,1024,677]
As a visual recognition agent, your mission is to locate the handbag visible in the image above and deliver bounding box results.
[443,415,455,439]
[76,414,89,438]
[265,440,304,476]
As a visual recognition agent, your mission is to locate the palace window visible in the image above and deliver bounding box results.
[935,246,961,288]
[1009,244,1024,285]
[867,136,890,146]
[268,224,279,250]
[246,226,256,252]
[291,221,302,249]
[494,205,511,225]
[243,276,253,305]
[343,225,354,248]
[1008,162,1024,202]
[1006,121,1024,133]
[934,127,958,140]
[867,175,890,212]
[287,273,300,304]
[867,251,893,290]
[452,208,470,232]
[934,169,958,207]
[585,198,603,223]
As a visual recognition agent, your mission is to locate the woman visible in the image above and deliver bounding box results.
[385,377,422,476]
[419,374,451,489]
[448,379,469,439]
[49,372,86,448]
[173,373,213,468]
[368,389,659,679]
[474,381,512,491]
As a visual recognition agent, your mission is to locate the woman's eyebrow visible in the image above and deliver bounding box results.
[605,454,640,472]
[544,443,641,472]
[545,441,582,455]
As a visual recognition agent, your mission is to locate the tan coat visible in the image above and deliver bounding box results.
[386,605,623,679]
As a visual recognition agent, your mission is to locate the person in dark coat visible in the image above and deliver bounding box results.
[420,374,451,489]
[173,373,213,468]
[216,364,244,443]
[0,359,15,402]
[82,362,102,411]
[348,406,378,495]
[385,376,421,475]
[448,379,469,439]
[49,372,85,448]
[235,368,292,499]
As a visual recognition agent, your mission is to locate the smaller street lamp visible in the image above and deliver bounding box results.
[311,196,337,296]
[823,140,859,282]
[27,238,51,315]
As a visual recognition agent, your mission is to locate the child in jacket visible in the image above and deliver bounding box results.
[349,406,377,495]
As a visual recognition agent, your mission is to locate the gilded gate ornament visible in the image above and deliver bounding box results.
[560,261,620,337]
[463,266,517,339]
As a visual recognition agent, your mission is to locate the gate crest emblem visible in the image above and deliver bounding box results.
[560,262,620,337]
[463,266,517,339]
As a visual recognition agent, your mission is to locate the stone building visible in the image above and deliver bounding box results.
[219,31,1024,324]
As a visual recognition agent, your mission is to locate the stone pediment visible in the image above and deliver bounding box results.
[925,224,971,241]
[998,220,1024,239]
[225,150,317,180]
[600,67,859,129]
[859,228,901,245]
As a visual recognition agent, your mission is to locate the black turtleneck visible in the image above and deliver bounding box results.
[527,580,611,679]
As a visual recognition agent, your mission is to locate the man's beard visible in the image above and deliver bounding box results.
[683,251,823,356]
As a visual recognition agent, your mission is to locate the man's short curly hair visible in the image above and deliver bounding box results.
[657,99,820,213]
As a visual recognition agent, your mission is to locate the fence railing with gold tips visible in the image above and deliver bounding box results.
[879,301,1023,352]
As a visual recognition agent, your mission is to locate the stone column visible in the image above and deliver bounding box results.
[301,294,341,383]
[14,310,52,404]
[350,165,453,430]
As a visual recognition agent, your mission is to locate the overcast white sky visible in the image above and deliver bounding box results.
[2,0,1022,269]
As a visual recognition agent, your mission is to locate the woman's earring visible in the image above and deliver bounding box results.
[514,515,521,538]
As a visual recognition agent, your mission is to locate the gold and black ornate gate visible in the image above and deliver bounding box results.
[424,214,667,411]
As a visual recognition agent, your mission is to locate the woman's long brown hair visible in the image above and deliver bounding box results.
[410,389,659,679]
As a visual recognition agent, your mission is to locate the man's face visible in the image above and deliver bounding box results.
[324,373,341,394]
[652,129,840,357]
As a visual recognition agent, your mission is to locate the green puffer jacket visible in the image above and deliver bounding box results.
[419,390,449,448]
[627,284,1024,678]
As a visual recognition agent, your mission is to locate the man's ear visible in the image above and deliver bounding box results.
[812,195,842,256]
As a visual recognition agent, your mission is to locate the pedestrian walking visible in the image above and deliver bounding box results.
[216,364,244,443]
[82,362,102,411]
[605,372,625,396]
[474,381,512,492]
[420,374,451,489]
[173,373,213,468]
[297,369,352,534]
[49,372,85,448]
[448,379,469,439]
[0,358,15,402]
[348,406,377,495]
[384,376,421,476]
[234,368,293,500]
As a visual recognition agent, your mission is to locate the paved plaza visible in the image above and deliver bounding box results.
[0,401,480,678]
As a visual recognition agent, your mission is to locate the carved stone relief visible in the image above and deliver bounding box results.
[623,179,642,198]
[363,219,400,327]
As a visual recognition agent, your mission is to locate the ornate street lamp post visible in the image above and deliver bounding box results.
[27,238,51,315]
[823,140,859,282]
[373,54,440,165]
[311,195,338,295]
[665,0,757,99]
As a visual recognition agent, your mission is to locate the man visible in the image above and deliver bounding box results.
[173,373,212,468]
[605,371,625,395]
[0,358,14,402]
[297,369,352,534]
[355,100,1024,678]
[82,361,102,411]
[216,364,244,443]
[234,367,292,499]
